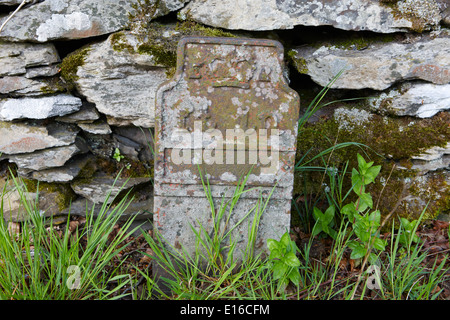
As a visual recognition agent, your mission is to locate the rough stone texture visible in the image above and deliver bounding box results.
[292,30,450,90]
[180,0,445,33]
[61,187,153,222]
[0,121,79,154]
[25,154,92,183]
[56,102,100,123]
[410,142,450,172]
[368,82,450,118]
[112,126,154,163]
[0,188,37,222]
[0,42,60,77]
[0,0,23,4]
[0,95,82,121]
[1,188,75,222]
[154,37,299,268]
[8,144,81,171]
[74,32,169,128]
[71,175,151,204]
[78,121,112,135]
[0,0,189,42]
[0,76,53,96]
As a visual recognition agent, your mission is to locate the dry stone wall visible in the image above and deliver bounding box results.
[0,0,449,225]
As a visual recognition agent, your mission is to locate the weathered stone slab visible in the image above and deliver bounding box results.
[291,29,450,90]
[0,0,23,4]
[180,0,446,33]
[368,82,450,118]
[410,142,450,173]
[154,37,300,268]
[74,32,169,128]
[24,154,92,183]
[71,174,151,205]
[0,94,82,121]
[56,102,100,123]
[78,121,112,135]
[0,42,60,77]
[0,0,189,42]
[0,76,63,97]
[8,144,81,171]
[0,121,79,155]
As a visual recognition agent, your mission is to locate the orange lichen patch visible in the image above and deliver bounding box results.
[61,21,104,40]
[410,64,450,84]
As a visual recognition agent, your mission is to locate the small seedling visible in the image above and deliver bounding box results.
[312,205,337,239]
[267,232,301,289]
[398,218,421,246]
[113,148,125,162]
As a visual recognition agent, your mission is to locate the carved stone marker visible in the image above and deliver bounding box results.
[154,37,299,271]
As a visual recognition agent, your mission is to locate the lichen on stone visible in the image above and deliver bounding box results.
[382,0,442,32]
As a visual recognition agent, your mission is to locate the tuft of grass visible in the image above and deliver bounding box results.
[0,172,141,300]
[137,167,284,299]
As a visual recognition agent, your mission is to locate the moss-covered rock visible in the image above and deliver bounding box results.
[294,107,450,223]
[380,0,442,33]
[59,47,91,91]
[119,21,237,77]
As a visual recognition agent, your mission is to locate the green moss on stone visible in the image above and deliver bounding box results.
[294,110,450,223]
[59,47,91,91]
[110,31,135,53]
[288,49,308,74]
[129,21,236,78]
[39,77,70,95]
[174,20,237,38]
[380,0,441,33]
[22,178,76,212]
[137,42,177,77]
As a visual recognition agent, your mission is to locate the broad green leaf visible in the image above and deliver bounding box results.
[368,252,378,264]
[280,232,291,248]
[368,210,381,224]
[327,228,338,240]
[364,165,381,184]
[324,205,335,224]
[311,223,323,237]
[313,207,324,221]
[284,251,301,267]
[372,237,387,251]
[267,239,280,252]
[272,260,288,280]
[288,268,301,285]
[341,203,357,220]
[349,242,367,260]
[354,224,370,243]
[347,240,360,250]
[400,217,410,227]
[351,168,364,193]
[358,192,373,211]
[269,248,283,260]
[322,222,330,234]
[357,154,367,172]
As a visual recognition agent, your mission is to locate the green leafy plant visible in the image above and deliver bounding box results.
[341,154,386,264]
[113,148,125,162]
[267,232,301,289]
[348,210,386,264]
[312,205,337,239]
[398,217,421,247]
